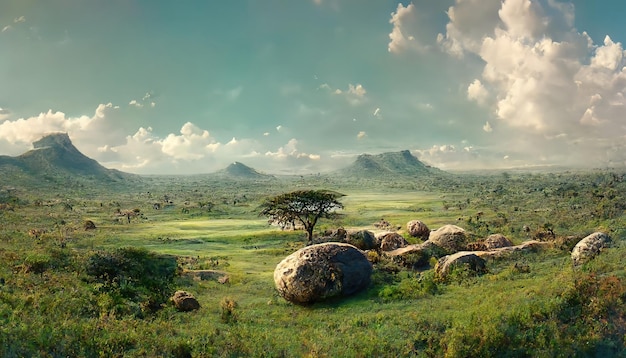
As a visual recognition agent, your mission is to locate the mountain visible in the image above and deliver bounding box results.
[339,150,444,178]
[0,133,133,185]
[216,161,273,180]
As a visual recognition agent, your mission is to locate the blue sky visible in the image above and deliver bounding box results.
[1,0,626,174]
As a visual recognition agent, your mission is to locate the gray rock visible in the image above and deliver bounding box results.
[345,230,378,250]
[428,225,468,254]
[274,243,372,304]
[571,232,611,266]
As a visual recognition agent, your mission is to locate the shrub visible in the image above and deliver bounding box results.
[220,297,238,323]
[86,247,178,316]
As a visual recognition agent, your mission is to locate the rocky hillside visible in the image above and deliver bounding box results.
[339,150,444,178]
[0,133,133,185]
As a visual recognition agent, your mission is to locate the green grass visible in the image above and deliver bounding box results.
[1,172,625,356]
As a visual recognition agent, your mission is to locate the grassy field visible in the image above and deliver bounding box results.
[0,172,625,357]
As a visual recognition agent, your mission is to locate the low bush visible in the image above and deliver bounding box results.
[85,247,178,316]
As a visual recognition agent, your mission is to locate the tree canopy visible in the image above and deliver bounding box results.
[259,189,345,242]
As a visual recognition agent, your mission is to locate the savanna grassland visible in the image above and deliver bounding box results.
[0,170,625,357]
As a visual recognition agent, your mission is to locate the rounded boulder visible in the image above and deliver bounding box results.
[379,232,409,251]
[571,232,611,266]
[407,220,430,239]
[484,234,513,250]
[435,252,487,281]
[428,225,468,253]
[274,243,372,305]
[344,230,378,250]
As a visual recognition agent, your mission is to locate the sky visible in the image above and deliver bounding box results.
[1,0,626,175]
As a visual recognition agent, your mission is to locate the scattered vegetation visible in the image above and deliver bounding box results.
[0,168,625,356]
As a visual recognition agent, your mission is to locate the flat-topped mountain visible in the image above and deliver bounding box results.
[0,133,132,184]
[339,150,444,178]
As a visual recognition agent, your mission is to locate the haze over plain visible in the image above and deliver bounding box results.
[1,0,625,174]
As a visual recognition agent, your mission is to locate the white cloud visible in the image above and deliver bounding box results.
[161,122,220,160]
[590,36,624,71]
[14,16,25,24]
[347,84,366,97]
[264,139,322,173]
[1,25,11,33]
[129,100,143,108]
[437,0,626,167]
[483,121,493,132]
[373,107,380,117]
[322,83,368,105]
[388,3,425,54]
[467,79,489,105]
[357,131,367,139]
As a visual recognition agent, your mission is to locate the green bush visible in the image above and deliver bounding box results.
[86,247,178,316]
[377,271,441,301]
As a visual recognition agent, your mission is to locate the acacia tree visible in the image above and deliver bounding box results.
[259,190,345,243]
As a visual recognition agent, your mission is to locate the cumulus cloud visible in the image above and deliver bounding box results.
[388,3,428,54]
[161,122,220,160]
[265,139,319,160]
[436,0,626,167]
[483,121,493,133]
[467,79,489,105]
[357,131,367,139]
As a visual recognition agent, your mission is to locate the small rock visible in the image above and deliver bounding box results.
[171,290,200,312]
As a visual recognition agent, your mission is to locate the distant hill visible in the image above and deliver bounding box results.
[0,133,133,185]
[215,161,273,180]
[338,150,444,178]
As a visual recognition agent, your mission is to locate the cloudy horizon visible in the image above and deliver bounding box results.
[2,1,626,175]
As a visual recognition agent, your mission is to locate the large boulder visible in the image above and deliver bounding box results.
[435,252,487,281]
[379,232,409,251]
[274,243,372,305]
[170,290,200,312]
[428,225,468,253]
[344,230,378,250]
[571,232,611,266]
[484,234,513,250]
[407,220,430,239]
